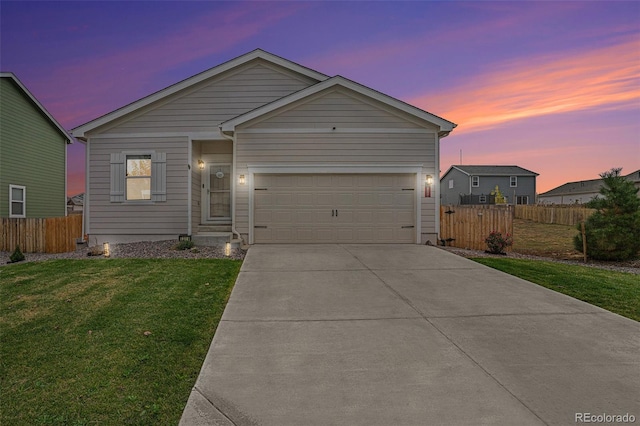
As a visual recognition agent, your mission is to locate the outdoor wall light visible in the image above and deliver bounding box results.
[225,242,231,256]
[425,175,433,198]
[103,242,110,257]
[239,174,245,185]
[198,160,205,170]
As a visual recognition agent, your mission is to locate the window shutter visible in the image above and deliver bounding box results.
[151,152,167,202]
[110,153,125,202]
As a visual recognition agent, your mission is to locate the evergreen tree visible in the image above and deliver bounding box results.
[574,168,640,261]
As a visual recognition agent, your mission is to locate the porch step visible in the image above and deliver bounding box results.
[192,232,232,247]
[197,224,232,233]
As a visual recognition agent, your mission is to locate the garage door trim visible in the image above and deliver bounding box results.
[247,164,424,244]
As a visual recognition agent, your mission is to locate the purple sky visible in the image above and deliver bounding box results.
[1,1,638,196]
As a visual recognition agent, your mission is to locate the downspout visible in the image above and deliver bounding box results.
[219,126,243,242]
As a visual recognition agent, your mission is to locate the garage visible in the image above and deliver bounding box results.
[253,174,416,243]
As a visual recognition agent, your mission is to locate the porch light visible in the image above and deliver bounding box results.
[425,175,433,198]
[103,242,110,257]
[198,160,205,170]
[426,175,433,185]
[239,174,245,185]
[225,242,231,256]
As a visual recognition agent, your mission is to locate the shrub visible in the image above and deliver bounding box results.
[485,231,513,254]
[174,240,195,251]
[9,245,26,263]
[574,168,640,261]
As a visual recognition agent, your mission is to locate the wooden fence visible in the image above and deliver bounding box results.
[515,205,595,226]
[1,215,83,253]
[440,205,514,251]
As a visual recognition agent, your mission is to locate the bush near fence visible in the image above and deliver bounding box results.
[515,205,595,226]
[1,215,83,253]
[440,205,514,251]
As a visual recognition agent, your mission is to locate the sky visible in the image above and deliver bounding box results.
[1,1,638,197]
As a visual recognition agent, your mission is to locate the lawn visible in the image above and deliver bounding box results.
[0,258,241,425]
[473,257,640,321]
[512,218,582,259]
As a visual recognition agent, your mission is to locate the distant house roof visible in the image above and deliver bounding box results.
[67,193,84,206]
[443,165,539,177]
[0,72,73,144]
[540,170,640,197]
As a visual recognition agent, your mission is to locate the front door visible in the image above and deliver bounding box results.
[206,164,231,222]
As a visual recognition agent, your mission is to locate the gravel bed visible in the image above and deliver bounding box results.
[1,240,246,266]
[439,246,640,275]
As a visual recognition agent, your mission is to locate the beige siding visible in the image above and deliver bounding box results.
[97,61,317,135]
[244,89,431,130]
[88,136,189,237]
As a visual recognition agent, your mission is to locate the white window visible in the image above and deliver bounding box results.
[448,179,454,189]
[126,155,152,200]
[479,194,487,203]
[510,176,518,187]
[9,184,26,218]
[472,176,479,187]
[110,152,166,203]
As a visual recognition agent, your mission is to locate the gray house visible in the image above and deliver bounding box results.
[71,49,456,246]
[538,169,640,204]
[440,165,538,205]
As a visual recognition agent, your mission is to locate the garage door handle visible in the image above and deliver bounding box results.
[336,209,338,217]
[401,225,414,229]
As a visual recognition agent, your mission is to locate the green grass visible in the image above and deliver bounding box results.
[513,219,582,259]
[0,258,242,425]
[472,257,640,321]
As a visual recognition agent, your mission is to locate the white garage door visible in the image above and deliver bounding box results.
[253,174,416,243]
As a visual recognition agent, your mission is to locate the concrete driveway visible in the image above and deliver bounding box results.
[180,245,640,426]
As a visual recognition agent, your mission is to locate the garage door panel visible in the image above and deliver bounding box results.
[254,173,415,243]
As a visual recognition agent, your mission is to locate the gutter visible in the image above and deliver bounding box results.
[219,126,243,243]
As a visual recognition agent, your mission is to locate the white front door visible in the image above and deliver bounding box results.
[205,164,231,222]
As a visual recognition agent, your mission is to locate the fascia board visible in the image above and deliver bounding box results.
[1,72,74,144]
[222,75,456,132]
[71,49,329,138]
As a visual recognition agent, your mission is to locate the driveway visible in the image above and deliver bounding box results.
[180,245,640,426]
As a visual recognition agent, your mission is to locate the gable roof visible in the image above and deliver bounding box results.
[0,72,73,144]
[443,165,539,177]
[539,169,640,197]
[71,49,329,139]
[220,75,456,137]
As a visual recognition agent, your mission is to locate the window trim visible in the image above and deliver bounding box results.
[510,176,518,187]
[479,194,487,203]
[448,179,454,189]
[125,154,152,201]
[9,184,26,218]
[471,176,479,187]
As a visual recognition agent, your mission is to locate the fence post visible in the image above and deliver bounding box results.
[581,221,587,263]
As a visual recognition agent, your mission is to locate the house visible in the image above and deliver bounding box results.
[71,49,456,246]
[538,169,640,204]
[440,165,538,205]
[67,193,84,215]
[0,72,73,218]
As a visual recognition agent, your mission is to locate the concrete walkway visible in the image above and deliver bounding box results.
[180,245,640,426]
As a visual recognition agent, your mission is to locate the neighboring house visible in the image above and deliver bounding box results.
[538,169,640,204]
[71,49,456,245]
[0,72,73,218]
[440,165,538,205]
[67,193,84,214]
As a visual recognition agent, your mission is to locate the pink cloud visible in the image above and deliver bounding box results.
[34,2,307,128]
[413,34,640,134]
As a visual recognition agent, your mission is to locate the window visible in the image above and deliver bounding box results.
[110,152,166,203]
[517,195,529,205]
[126,155,151,200]
[479,194,487,203]
[9,185,26,218]
[510,176,518,187]
[448,179,454,189]
[471,176,479,187]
